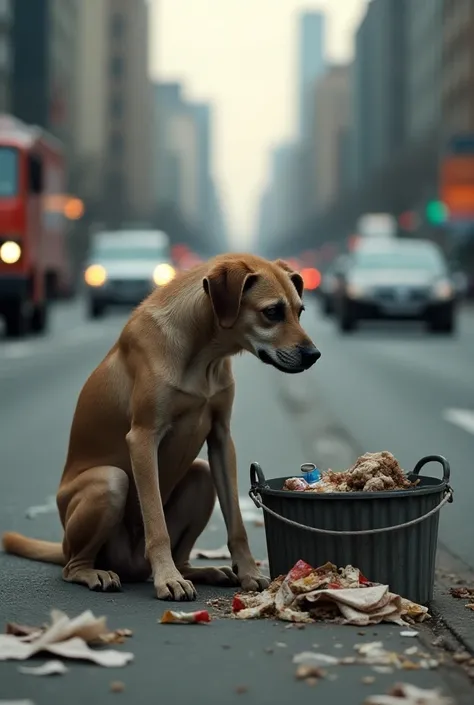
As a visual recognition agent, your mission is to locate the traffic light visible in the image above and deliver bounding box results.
[425,200,449,225]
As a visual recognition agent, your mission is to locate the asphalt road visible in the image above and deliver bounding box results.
[297,298,474,573]
[0,300,472,704]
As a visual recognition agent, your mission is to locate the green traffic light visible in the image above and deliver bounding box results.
[426,201,449,225]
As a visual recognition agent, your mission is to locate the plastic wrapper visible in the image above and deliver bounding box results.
[232,560,430,626]
[283,451,419,494]
[160,610,211,624]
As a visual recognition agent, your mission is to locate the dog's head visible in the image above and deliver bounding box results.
[203,255,320,373]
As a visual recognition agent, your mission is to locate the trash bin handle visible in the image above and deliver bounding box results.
[250,462,268,492]
[249,488,453,536]
[412,455,450,485]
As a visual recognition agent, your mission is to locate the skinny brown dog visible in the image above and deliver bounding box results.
[2,254,321,601]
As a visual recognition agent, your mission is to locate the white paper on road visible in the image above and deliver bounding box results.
[18,660,68,676]
[0,609,133,668]
[364,682,454,705]
[25,495,56,519]
[190,545,231,559]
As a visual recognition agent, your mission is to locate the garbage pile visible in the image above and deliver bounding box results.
[232,560,429,626]
[284,451,418,493]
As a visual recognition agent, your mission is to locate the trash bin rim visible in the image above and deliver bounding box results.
[249,454,451,502]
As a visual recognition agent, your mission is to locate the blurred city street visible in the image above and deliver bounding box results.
[0,299,474,704]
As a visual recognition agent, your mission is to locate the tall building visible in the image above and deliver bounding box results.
[313,64,351,212]
[406,0,443,141]
[11,0,79,163]
[0,0,12,112]
[297,11,325,141]
[442,0,474,136]
[154,82,222,245]
[255,142,300,251]
[351,0,407,187]
[75,0,154,223]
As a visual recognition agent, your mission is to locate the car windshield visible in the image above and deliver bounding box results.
[352,248,446,273]
[92,245,170,261]
[0,147,18,197]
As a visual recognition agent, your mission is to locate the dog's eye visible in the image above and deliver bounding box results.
[262,304,285,322]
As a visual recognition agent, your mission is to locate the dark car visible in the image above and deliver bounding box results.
[334,239,458,334]
[319,256,349,316]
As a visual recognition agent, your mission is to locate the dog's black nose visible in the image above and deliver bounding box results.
[299,345,321,369]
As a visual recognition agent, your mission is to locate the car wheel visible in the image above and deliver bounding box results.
[4,301,29,338]
[89,300,106,319]
[30,302,49,335]
[428,311,456,335]
[339,311,357,333]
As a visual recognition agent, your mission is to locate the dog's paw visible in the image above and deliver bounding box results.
[180,565,240,587]
[154,573,197,601]
[239,572,270,592]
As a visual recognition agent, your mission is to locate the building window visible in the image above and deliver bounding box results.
[110,56,124,79]
[110,96,123,119]
[111,13,125,39]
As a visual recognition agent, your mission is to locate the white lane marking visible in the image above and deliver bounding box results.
[443,408,474,436]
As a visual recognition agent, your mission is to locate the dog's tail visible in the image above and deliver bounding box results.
[2,532,65,566]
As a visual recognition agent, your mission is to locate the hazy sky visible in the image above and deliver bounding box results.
[149,1,367,247]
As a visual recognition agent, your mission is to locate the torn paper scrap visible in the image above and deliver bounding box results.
[160,610,211,624]
[18,660,68,676]
[0,609,133,667]
[25,495,57,519]
[189,546,231,560]
[364,683,454,705]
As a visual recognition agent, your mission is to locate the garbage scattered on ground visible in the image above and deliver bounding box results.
[363,683,454,705]
[160,610,211,624]
[284,451,418,493]
[292,639,440,674]
[0,609,133,667]
[17,660,68,676]
[399,631,418,638]
[295,663,326,685]
[189,545,231,560]
[231,560,429,626]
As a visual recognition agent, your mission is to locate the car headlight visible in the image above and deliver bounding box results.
[153,263,176,286]
[0,240,21,264]
[84,264,107,287]
[432,280,453,300]
[346,282,367,299]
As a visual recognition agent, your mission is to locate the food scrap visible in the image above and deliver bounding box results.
[110,681,126,693]
[0,609,133,667]
[160,610,211,625]
[283,451,419,493]
[363,683,454,705]
[232,560,429,626]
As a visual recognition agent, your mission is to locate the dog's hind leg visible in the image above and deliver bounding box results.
[166,459,239,587]
[58,466,128,591]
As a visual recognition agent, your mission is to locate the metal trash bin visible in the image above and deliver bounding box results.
[249,455,453,605]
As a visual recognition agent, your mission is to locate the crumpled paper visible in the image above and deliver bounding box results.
[0,609,133,667]
[232,560,430,626]
[364,683,454,705]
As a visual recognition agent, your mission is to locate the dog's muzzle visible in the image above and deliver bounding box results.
[258,345,321,374]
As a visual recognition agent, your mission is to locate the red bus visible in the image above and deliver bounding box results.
[0,114,73,337]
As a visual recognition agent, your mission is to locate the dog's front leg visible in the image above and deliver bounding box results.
[126,421,196,601]
[207,422,269,592]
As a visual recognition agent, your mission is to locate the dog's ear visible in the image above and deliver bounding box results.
[203,261,258,328]
[274,259,304,298]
